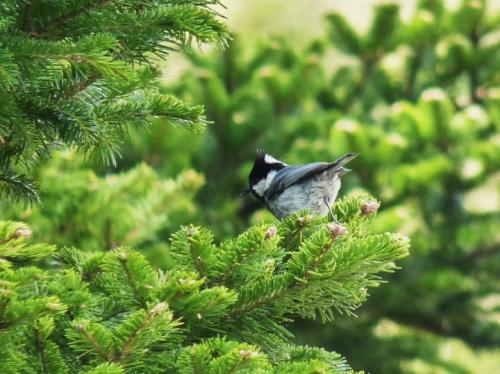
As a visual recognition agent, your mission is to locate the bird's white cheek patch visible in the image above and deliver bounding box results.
[252,179,266,197]
[252,170,277,197]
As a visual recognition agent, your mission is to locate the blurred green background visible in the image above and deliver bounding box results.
[2,0,499,373]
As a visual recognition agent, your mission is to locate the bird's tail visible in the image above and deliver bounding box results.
[328,152,358,175]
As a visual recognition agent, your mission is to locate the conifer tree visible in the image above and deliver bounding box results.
[0,0,228,203]
[304,3,500,371]
[114,0,499,371]
[4,1,500,373]
[0,196,410,372]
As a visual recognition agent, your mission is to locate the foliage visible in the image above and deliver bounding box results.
[0,0,229,203]
[1,0,498,372]
[0,196,409,372]
[2,151,204,268]
[300,3,500,371]
[118,37,328,237]
[99,0,499,372]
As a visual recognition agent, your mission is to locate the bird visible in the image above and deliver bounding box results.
[247,151,358,219]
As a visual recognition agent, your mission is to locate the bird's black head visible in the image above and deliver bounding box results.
[248,150,286,199]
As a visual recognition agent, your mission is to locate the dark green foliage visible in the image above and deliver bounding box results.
[0,0,228,202]
[0,196,409,372]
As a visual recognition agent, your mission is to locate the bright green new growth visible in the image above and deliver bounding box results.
[0,195,409,373]
[0,0,229,203]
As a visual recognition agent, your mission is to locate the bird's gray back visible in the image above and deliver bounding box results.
[264,162,331,199]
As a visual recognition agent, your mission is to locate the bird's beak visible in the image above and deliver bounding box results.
[240,187,252,197]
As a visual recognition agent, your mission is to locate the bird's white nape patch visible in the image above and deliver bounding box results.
[252,170,278,197]
[264,154,285,165]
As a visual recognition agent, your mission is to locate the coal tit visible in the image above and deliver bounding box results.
[247,151,358,219]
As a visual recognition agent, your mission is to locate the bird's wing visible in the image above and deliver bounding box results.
[265,163,329,199]
[264,153,358,199]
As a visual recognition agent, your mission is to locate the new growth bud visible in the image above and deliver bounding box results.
[178,278,196,286]
[149,302,167,317]
[239,349,259,359]
[393,233,411,246]
[187,226,200,237]
[46,302,63,311]
[361,200,380,215]
[75,323,85,332]
[297,214,314,226]
[116,251,128,261]
[14,228,32,239]
[326,223,347,238]
[265,226,277,239]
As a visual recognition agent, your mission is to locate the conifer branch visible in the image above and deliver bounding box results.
[345,59,376,112]
[189,350,203,374]
[0,192,409,372]
[0,0,227,203]
[0,298,10,324]
[0,172,40,204]
[53,73,100,102]
[405,48,424,100]
[468,28,481,103]
[225,359,247,374]
[21,0,37,33]
[229,234,337,318]
[117,254,148,309]
[188,241,205,278]
[33,0,112,37]
[118,314,150,361]
[34,324,49,374]
[75,323,114,361]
